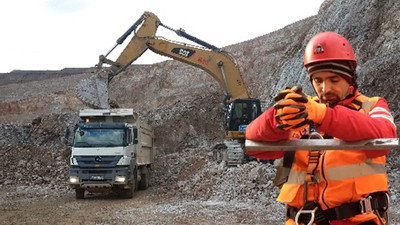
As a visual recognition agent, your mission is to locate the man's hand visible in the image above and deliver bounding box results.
[302,96,327,124]
[273,86,309,131]
[275,92,327,126]
[275,112,309,130]
[273,86,327,130]
[273,86,305,102]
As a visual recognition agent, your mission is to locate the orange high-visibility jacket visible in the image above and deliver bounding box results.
[245,91,397,224]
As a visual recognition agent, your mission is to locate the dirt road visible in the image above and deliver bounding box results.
[3,184,400,225]
[0,184,286,225]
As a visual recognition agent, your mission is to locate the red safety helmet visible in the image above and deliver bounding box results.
[304,32,357,70]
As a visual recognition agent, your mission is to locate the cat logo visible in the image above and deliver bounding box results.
[171,48,195,58]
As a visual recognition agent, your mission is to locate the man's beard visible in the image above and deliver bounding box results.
[320,93,341,107]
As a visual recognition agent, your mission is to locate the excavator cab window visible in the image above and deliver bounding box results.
[250,101,261,120]
[226,99,261,132]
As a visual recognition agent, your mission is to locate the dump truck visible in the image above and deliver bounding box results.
[67,108,154,199]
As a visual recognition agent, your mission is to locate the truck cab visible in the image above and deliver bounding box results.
[68,108,153,199]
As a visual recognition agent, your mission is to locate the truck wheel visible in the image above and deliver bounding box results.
[75,188,85,199]
[122,171,136,198]
[147,167,152,187]
[122,186,134,198]
[139,167,149,190]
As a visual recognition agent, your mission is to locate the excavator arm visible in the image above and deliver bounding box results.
[97,11,161,81]
[77,11,161,109]
[89,11,249,103]
[147,38,249,101]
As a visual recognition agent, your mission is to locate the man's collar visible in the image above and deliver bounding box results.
[334,89,360,106]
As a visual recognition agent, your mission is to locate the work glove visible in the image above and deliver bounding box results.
[273,86,309,130]
[275,111,309,130]
[273,86,304,102]
[274,88,327,127]
[302,95,327,124]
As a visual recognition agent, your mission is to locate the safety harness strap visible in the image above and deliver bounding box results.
[303,124,323,204]
[305,150,320,183]
[324,192,389,221]
[287,192,389,224]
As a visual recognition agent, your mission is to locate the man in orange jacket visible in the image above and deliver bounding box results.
[245,32,397,225]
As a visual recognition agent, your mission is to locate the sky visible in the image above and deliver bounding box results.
[0,0,324,73]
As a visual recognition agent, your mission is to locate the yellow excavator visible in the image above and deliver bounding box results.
[77,11,262,165]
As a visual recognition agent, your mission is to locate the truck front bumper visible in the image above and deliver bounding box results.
[69,166,131,191]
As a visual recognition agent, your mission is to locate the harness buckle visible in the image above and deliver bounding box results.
[360,196,373,214]
[295,206,318,225]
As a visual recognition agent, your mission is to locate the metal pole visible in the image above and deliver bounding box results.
[245,138,399,151]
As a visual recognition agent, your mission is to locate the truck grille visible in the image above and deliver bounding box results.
[74,155,122,168]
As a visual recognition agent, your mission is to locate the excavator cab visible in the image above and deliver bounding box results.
[225,98,261,137]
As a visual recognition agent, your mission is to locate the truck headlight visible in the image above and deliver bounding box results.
[115,176,126,183]
[117,156,130,165]
[69,176,80,184]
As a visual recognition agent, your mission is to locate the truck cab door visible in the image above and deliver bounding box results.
[127,128,135,157]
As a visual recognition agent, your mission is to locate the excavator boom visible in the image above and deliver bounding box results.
[77,11,253,108]
[147,38,249,100]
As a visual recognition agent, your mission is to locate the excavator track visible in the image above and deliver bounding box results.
[224,140,246,166]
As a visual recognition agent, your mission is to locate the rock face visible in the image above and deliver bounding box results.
[0,0,399,202]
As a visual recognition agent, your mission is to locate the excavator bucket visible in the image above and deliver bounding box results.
[75,12,161,109]
[76,69,110,109]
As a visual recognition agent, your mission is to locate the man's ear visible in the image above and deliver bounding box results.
[349,85,354,95]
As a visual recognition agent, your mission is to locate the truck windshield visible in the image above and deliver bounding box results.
[73,128,125,147]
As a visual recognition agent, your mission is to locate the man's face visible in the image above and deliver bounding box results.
[311,71,351,105]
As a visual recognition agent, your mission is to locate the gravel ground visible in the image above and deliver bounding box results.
[1,143,400,225]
